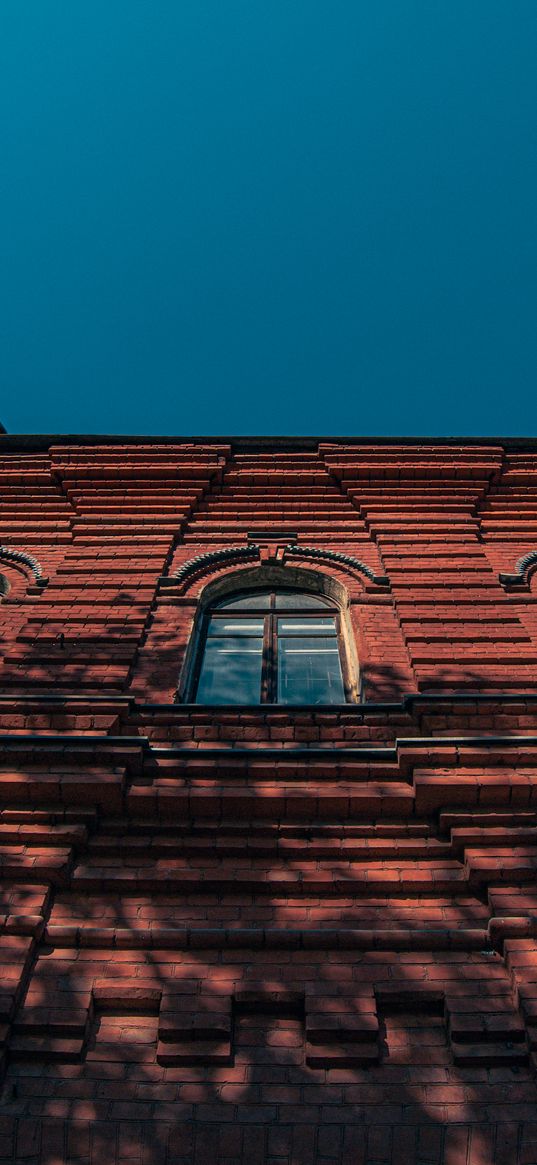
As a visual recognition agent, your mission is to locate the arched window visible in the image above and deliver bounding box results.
[192,588,347,705]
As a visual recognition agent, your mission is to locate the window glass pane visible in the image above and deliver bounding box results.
[196,636,263,704]
[215,591,331,611]
[215,593,271,610]
[207,617,264,637]
[277,636,345,704]
[274,592,329,610]
[277,617,336,636]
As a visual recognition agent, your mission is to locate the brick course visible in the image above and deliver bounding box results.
[1,437,537,1162]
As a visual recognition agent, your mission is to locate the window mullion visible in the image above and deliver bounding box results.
[261,614,272,703]
[270,615,278,703]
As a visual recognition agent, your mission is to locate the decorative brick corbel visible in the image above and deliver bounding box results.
[159,544,261,591]
[499,550,537,589]
[283,544,390,587]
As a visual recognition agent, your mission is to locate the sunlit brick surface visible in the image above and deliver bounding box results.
[1,437,537,1162]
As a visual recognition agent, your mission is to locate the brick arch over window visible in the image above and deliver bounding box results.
[192,560,352,606]
[131,559,415,704]
[177,562,360,704]
[169,544,389,593]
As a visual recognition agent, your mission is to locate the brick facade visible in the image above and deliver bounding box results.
[1,436,537,1163]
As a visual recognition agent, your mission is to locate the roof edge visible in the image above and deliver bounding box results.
[1,433,537,451]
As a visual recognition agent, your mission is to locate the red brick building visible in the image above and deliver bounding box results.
[1,435,537,1164]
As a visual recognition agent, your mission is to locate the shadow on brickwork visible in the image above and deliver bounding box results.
[2,660,537,1164]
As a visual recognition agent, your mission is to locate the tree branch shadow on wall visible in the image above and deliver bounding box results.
[3,658,537,1164]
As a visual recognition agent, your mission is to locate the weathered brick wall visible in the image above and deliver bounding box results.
[1,438,537,1163]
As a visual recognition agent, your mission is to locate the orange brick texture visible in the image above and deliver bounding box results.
[1,437,537,1163]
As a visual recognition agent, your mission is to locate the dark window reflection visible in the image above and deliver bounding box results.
[216,594,272,611]
[196,636,263,704]
[278,632,344,705]
[277,617,335,635]
[273,593,329,610]
[207,617,264,637]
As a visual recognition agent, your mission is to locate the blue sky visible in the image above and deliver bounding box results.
[1,2,536,436]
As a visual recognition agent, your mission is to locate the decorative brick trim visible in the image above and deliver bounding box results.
[163,543,261,589]
[160,540,262,587]
[43,924,486,951]
[499,549,537,588]
[0,545,48,586]
[159,543,390,597]
[283,543,390,586]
